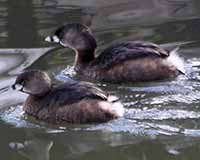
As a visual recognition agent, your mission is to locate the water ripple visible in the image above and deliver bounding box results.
[0,106,39,128]
[88,119,179,136]
[125,108,200,120]
[146,90,200,105]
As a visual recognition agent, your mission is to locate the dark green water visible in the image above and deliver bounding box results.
[1,0,200,159]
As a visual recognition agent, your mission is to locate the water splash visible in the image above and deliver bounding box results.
[55,66,76,82]
[0,105,38,128]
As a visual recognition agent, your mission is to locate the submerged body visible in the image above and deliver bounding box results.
[45,23,185,83]
[12,70,124,123]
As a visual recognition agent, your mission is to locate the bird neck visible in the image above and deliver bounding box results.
[74,49,95,70]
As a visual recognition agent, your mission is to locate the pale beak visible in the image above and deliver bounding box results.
[44,35,60,43]
[44,36,51,42]
[12,83,23,91]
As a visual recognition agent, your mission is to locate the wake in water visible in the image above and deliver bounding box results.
[2,104,200,137]
[0,86,9,94]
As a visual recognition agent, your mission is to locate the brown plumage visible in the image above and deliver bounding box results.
[45,23,185,83]
[12,70,124,123]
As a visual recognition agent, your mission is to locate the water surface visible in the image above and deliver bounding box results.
[1,0,200,159]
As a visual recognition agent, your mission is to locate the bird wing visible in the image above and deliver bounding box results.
[46,81,108,108]
[93,41,169,69]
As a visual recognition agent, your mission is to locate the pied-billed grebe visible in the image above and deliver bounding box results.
[12,70,124,123]
[45,23,185,83]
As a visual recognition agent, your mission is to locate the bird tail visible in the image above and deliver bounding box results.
[167,47,186,74]
[107,95,124,117]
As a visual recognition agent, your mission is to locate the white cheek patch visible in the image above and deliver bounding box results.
[22,87,31,94]
[59,41,68,47]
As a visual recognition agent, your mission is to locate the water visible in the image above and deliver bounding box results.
[0,0,200,159]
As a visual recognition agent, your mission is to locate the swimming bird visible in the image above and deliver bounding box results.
[45,23,185,83]
[12,70,124,123]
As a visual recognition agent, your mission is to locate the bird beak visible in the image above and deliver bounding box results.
[12,83,23,91]
[44,36,51,42]
[44,35,60,43]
